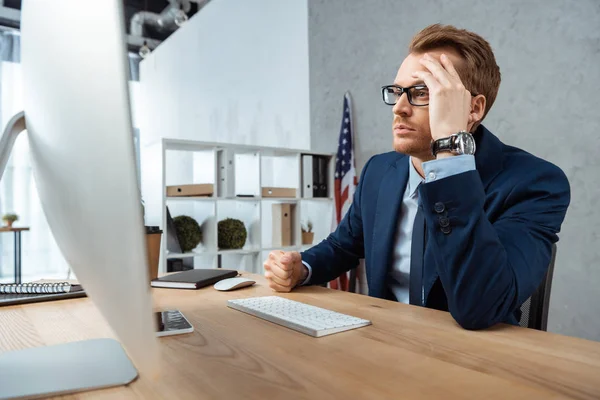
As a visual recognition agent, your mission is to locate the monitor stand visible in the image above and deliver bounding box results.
[0,112,26,181]
[0,338,138,399]
[0,114,139,399]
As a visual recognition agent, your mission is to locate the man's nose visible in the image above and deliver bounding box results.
[392,92,412,116]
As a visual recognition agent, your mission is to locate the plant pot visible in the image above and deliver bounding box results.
[4,221,13,228]
[301,231,314,245]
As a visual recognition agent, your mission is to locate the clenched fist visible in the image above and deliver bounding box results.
[263,251,308,292]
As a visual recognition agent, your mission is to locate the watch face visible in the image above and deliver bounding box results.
[456,132,476,155]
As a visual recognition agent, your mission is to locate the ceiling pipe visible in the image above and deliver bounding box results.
[130,3,187,38]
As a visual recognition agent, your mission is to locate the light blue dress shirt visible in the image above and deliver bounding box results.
[301,155,476,300]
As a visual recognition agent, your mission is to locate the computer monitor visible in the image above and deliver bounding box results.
[3,0,159,394]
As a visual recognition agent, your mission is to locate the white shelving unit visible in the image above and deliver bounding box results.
[141,139,335,274]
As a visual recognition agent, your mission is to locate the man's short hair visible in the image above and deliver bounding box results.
[409,24,501,122]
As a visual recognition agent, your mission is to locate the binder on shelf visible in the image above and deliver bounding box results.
[315,156,329,198]
[262,187,297,198]
[301,155,313,198]
[166,183,213,197]
[272,203,295,247]
[312,155,320,197]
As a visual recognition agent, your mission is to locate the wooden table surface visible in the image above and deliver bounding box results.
[0,273,599,399]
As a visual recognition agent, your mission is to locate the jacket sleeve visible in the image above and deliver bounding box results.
[299,157,374,285]
[418,164,570,330]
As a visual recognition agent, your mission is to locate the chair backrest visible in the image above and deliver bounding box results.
[519,244,557,331]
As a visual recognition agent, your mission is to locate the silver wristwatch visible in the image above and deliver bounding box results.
[431,131,476,157]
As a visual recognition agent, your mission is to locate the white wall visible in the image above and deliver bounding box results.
[139,0,310,150]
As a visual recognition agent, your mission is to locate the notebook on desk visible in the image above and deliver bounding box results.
[0,282,86,307]
[151,269,238,289]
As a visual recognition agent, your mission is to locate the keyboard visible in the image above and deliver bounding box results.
[227,296,371,337]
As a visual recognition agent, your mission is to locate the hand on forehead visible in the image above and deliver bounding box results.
[394,49,463,87]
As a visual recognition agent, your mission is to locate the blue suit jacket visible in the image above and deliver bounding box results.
[301,126,570,329]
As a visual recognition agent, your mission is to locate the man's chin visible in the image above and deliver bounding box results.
[393,137,430,157]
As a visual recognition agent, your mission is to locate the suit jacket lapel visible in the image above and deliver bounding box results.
[369,155,409,298]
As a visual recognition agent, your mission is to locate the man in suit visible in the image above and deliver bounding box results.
[263,24,570,330]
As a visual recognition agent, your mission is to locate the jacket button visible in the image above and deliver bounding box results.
[434,202,445,213]
[439,216,450,227]
[441,226,452,234]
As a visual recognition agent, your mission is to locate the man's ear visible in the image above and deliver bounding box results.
[468,94,486,130]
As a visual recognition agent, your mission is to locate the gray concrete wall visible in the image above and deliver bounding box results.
[309,0,600,341]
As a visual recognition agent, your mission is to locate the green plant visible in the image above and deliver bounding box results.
[218,218,247,249]
[173,215,202,252]
[2,213,18,223]
[301,221,313,233]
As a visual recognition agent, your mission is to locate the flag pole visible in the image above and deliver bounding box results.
[345,92,358,294]
[329,91,361,292]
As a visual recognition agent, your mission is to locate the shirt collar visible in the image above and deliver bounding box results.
[407,157,424,198]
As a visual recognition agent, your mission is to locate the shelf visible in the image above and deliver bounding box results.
[300,197,333,202]
[166,196,216,201]
[166,196,306,202]
[142,138,335,274]
[221,196,262,201]
[167,247,312,259]
[217,248,261,255]
[158,138,337,158]
[261,246,302,252]
[261,197,299,202]
[166,251,215,259]
[195,196,301,202]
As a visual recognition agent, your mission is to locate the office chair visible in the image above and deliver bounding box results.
[518,244,557,331]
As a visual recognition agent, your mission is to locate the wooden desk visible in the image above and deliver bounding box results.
[1,273,599,399]
[0,226,29,284]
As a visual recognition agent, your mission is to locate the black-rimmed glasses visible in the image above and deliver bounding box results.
[382,84,479,107]
[382,84,430,106]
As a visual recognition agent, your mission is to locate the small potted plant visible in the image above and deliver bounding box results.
[218,218,247,250]
[2,213,18,228]
[173,215,203,252]
[301,221,314,245]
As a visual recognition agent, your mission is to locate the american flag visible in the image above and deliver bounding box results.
[329,92,358,291]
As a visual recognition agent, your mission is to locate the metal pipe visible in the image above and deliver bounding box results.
[129,2,188,38]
